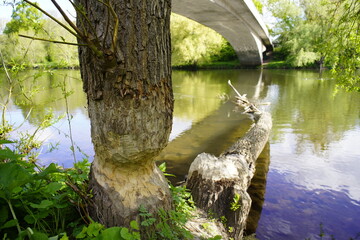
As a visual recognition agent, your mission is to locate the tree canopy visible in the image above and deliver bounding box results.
[264,0,359,91]
[1,4,237,68]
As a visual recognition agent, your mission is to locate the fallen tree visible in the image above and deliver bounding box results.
[185,81,272,239]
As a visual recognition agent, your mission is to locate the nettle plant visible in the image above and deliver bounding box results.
[0,140,91,239]
[0,52,92,239]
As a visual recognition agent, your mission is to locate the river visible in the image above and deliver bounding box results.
[1,69,359,239]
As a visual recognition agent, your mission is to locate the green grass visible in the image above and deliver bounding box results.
[262,60,293,69]
[172,60,241,70]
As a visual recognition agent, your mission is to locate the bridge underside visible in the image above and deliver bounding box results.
[172,0,273,66]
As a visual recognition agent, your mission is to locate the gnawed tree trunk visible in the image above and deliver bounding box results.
[186,110,272,239]
[75,0,173,227]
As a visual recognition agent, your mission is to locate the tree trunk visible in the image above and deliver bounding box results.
[75,0,173,227]
[186,112,272,239]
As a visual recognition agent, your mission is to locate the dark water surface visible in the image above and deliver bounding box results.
[1,69,360,239]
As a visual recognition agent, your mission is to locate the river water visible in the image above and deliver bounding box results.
[1,69,359,239]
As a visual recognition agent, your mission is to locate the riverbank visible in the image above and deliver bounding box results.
[2,59,322,71]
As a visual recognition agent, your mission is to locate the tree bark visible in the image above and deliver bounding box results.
[186,112,272,239]
[75,0,173,227]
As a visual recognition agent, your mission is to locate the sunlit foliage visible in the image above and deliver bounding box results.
[170,13,237,66]
[326,0,360,92]
[3,2,43,34]
[264,0,359,91]
[1,3,78,67]
[265,0,332,67]
[1,4,237,68]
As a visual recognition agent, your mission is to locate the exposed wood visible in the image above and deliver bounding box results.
[75,0,174,228]
[228,80,261,114]
[185,209,229,240]
[156,101,252,184]
[186,90,272,239]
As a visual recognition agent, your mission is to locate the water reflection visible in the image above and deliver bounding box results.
[0,70,87,124]
[1,69,360,239]
[257,70,360,239]
[172,70,266,122]
[158,70,265,183]
[263,70,360,153]
[0,70,90,166]
[257,171,360,240]
[246,142,271,235]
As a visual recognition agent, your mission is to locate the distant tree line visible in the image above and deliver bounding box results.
[263,0,359,91]
[0,4,237,68]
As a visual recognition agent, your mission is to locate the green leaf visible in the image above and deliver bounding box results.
[0,147,23,161]
[0,205,9,224]
[30,199,53,209]
[75,226,87,239]
[36,163,60,179]
[158,162,167,172]
[0,219,18,230]
[130,220,139,230]
[34,210,50,219]
[120,228,133,240]
[30,231,48,240]
[99,227,122,239]
[0,162,33,199]
[44,182,63,194]
[24,215,35,224]
[86,222,103,237]
[12,186,22,194]
[59,234,69,240]
[0,140,14,144]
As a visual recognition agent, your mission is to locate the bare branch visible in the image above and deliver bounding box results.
[50,0,85,39]
[98,0,119,52]
[19,34,87,47]
[228,80,262,114]
[69,0,100,43]
[23,0,80,39]
[0,50,13,84]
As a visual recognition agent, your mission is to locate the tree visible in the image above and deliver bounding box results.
[326,0,360,92]
[73,0,174,227]
[16,0,173,227]
[170,13,231,66]
[3,2,44,34]
[265,0,333,67]
[265,0,359,91]
[1,2,79,67]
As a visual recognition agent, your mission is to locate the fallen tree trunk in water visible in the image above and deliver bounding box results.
[186,104,272,239]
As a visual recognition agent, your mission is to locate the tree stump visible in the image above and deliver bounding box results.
[186,111,272,239]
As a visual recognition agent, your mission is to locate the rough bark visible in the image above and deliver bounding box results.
[75,0,173,227]
[186,112,272,239]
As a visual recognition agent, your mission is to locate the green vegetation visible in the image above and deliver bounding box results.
[0,138,199,239]
[0,4,238,69]
[2,0,359,91]
[263,0,359,91]
[0,3,78,68]
[171,13,238,68]
[230,194,241,212]
[0,58,198,239]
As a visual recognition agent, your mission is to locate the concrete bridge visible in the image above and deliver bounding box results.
[172,0,273,66]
